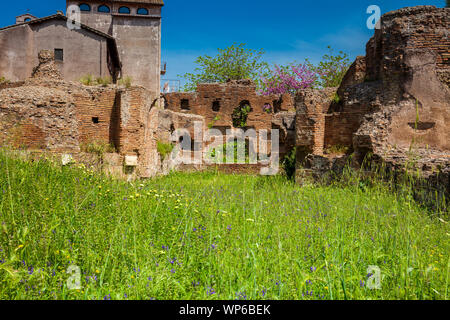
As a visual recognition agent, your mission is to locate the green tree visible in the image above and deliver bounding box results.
[446,0,449,8]
[180,43,269,92]
[306,46,351,88]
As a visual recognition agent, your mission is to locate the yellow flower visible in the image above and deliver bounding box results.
[96,269,100,274]
[17,245,24,249]
[325,286,329,290]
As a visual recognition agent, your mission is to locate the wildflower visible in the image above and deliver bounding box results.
[28,266,34,275]
[227,225,232,231]
[207,287,216,296]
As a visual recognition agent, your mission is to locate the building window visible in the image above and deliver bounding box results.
[137,8,149,15]
[118,6,131,14]
[180,99,190,110]
[54,49,63,61]
[97,5,110,13]
[79,4,91,12]
[24,18,31,22]
[92,117,99,124]
[212,100,221,112]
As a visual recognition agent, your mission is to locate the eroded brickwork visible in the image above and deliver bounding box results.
[295,6,450,201]
[0,50,162,178]
[164,79,296,159]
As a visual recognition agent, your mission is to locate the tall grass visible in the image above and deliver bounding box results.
[0,149,448,300]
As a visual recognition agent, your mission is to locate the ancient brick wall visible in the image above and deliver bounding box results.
[164,80,296,158]
[74,88,119,147]
[295,6,450,193]
[366,6,450,87]
[295,88,336,158]
[164,80,293,128]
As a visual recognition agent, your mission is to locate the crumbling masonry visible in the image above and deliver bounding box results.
[295,6,449,200]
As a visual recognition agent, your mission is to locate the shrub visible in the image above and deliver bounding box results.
[306,46,351,88]
[79,74,95,86]
[259,64,317,95]
[0,76,10,84]
[157,141,175,160]
[80,140,116,157]
[232,104,251,128]
[118,76,132,88]
[96,76,112,87]
[324,144,350,155]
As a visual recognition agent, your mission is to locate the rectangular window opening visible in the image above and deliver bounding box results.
[54,49,64,61]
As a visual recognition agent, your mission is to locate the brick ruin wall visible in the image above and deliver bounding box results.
[295,6,449,202]
[163,80,296,160]
[0,50,189,179]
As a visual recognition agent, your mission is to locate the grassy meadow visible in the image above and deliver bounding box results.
[0,150,448,300]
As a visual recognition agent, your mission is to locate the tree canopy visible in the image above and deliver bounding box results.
[180,43,268,92]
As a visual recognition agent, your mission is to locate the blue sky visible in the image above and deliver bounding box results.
[1,0,446,84]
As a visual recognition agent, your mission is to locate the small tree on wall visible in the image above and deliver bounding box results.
[232,102,252,128]
[180,43,269,92]
[259,63,317,95]
[306,46,351,88]
[446,0,449,8]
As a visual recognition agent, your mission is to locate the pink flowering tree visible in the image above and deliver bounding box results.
[259,63,317,96]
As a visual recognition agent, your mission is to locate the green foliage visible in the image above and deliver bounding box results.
[324,144,350,155]
[306,46,351,88]
[78,75,113,87]
[281,148,297,180]
[180,43,269,92]
[157,141,175,160]
[118,76,132,89]
[96,76,112,87]
[232,104,251,128]
[79,74,95,86]
[0,150,448,300]
[0,76,10,84]
[80,140,116,157]
[446,0,449,8]
[332,92,341,104]
[209,140,250,164]
[207,116,221,129]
